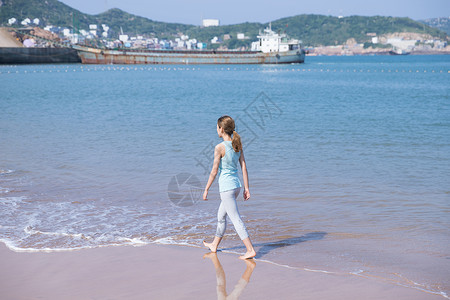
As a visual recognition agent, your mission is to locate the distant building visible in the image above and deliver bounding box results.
[211,36,220,44]
[237,33,245,40]
[21,18,31,26]
[119,35,129,42]
[101,24,109,38]
[89,24,98,37]
[386,38,417,50]
[197,42,207,49]
[223,34,232,40]
[203,19,219,27]
[372,37,378,44]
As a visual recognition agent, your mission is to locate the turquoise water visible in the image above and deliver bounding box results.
[1,56,449,297]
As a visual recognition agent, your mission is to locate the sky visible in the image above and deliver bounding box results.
[59,0,450,25]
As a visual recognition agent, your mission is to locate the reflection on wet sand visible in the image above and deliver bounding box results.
[203,252,256,300]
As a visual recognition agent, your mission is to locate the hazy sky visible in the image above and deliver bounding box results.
[59,0,449,25]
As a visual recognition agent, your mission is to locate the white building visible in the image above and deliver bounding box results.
[177,40,185,48]
[237,33,245,40]
[21,18,31,26]
[202,19,219,27]
[386,38,417,50]
[211,36,220,44]
[197,42,207,49]
[101,24,109,37]
[69,34,79,44]
[186,39,197,49]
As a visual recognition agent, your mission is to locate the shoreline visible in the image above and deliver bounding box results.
[0,242,445,299]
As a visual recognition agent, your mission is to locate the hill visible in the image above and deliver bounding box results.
[0,0,447,47]
[0,0,192,38]
[269,15,447,46]
[420,17,450,35]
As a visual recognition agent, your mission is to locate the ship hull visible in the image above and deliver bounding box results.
[0,47,81,64]
[74,46,305,65]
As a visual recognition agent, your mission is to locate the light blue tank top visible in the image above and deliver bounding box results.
[218,141,242,193]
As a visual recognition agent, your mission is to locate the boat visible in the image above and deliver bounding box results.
[74,24,305,65]
[389,47,411,55]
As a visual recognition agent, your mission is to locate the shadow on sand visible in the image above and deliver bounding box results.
[221,231,327,259]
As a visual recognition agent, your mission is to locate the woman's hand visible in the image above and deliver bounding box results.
[243,189,250,201]
[203,189,209,201]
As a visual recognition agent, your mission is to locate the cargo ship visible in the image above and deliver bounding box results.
[74,25,305,65]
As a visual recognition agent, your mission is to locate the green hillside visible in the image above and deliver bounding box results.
[0,0,192,38]
[420,17,450,35]
[269,15,447,46]
[0,0,447,47]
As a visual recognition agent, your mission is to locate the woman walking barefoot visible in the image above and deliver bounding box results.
[203,115,256,260]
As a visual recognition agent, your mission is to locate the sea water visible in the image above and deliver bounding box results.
[1,56,449,297]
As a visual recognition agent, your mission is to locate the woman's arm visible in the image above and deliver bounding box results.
[203,144,223,201]
[239,149,250,201]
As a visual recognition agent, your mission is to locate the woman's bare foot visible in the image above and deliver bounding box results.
[239,249,256,260]
[203,240,218,253]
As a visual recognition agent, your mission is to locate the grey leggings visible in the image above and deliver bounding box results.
[215,188,249,240]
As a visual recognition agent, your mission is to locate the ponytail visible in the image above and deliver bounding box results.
[217,115,242,152]
[232,130,242,152]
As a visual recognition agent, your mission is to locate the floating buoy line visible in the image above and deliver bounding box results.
[0,65,448,75]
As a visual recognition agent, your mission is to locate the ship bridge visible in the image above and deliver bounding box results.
[251,23,301,53]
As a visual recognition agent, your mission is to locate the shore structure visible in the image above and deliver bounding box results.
[0,27,80,64]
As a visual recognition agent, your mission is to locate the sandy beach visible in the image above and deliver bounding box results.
[0,243,444,300]
[1,56,448,299]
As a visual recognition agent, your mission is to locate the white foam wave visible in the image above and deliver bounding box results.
[0,196,26,208]
[24,226,91,240]
[0,169,13,174]
[0,238,109,253]
[117,237,149,246]
[351,269,449,299]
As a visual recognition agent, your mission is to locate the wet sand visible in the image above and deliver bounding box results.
[0,243,444,299]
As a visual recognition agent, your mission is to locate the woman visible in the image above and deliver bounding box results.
[203,115,256,260]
